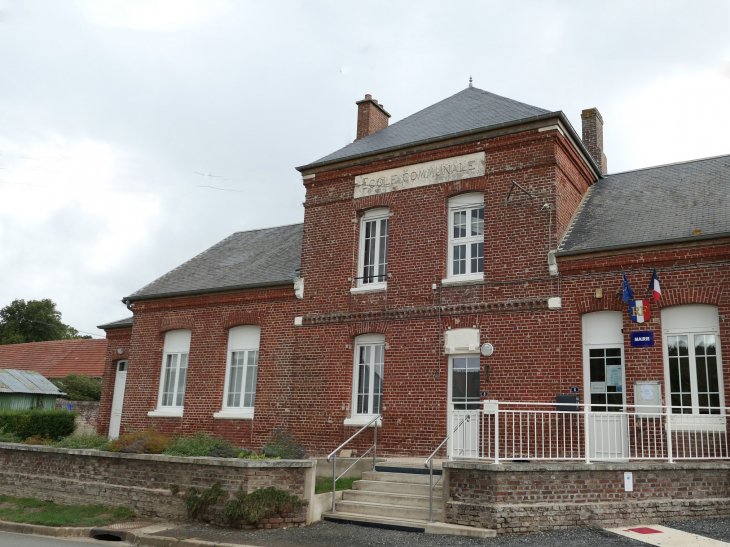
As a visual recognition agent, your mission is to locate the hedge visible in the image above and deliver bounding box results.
[0,410,76,441]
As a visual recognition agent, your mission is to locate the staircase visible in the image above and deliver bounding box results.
[324,466,442,531]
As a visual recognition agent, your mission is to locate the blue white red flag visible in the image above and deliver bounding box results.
[646,269,661,303]
[629,300,651,323]
[622,272,634,303]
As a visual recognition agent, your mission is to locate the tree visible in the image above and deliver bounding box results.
[0,299,90,345]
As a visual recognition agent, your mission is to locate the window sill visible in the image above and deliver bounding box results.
[441,275,484,286]
[148,409,183,418]
[350,284,387,294]
[344,416,382,427]
[213,410,254,420]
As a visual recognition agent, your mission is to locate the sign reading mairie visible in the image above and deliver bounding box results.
[354,151,486,199]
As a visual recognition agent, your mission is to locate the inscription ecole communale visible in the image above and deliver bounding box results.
[354,151,486,198]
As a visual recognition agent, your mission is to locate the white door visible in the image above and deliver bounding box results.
[448,355,480,458]
[109,360,128,440]
[583,312,628,460]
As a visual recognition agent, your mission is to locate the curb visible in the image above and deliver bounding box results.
[0,520,259,547]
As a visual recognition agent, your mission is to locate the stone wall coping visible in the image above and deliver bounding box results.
[0,442,315,468]
[443,460,730,472]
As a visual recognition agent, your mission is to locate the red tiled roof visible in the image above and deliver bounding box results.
[0,339,108,378]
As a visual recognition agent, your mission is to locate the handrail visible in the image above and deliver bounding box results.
[326,414,381,513]
[423,414,470,523]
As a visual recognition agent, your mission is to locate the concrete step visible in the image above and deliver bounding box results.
[354,479,443,497]
[323,511,427,532]
[342,489,435,509]
[361,471,432,485]
[323,512,496,538]
[335,499,441,521]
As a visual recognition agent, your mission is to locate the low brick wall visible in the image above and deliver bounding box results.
[54,400,99,434]
[443,461,730,534]
[0,443,315,528]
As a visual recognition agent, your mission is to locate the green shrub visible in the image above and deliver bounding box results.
[0,410,76,441]
[50,374,102,402]
[108,430,172,454]
[262,429,306,459]
[224,487,307,526]
[164,432,240,458]
[183,481,225,520]
[0,425,20,443]
[53,432,110,451]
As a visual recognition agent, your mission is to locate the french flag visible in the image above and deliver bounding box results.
[647,269,661,303]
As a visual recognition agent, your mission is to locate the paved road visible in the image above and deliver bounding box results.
[0,531,129,546]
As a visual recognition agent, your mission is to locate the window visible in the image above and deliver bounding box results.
[447,193,484,281]
[354,208,389,291]
[215,325,260,419]
[345,334,384,426]
[662,305,724,417]
[149,329,191,417]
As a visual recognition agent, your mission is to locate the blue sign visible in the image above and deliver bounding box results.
[631,331,654,347]
[570,387,579,393]
[480,391,488,397]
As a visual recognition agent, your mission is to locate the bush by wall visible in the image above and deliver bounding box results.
[50,374,102,402]
[0,410,76,441]
[108,430,172,454]
[262,429,306,459]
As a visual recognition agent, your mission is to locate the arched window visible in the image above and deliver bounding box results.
[215,325,260,419]
[447,193,484,281]
[150,329,191,417]
[354,208,389,292]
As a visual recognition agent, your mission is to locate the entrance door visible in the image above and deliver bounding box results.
[582,312,628,460]
[109,360,128,440]
[449,356,480,458]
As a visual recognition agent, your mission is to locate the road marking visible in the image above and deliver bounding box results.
[606,524,730,546]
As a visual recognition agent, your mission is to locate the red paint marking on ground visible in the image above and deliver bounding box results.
[626,527,663,534]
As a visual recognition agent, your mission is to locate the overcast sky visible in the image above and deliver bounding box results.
[1,0,729,338]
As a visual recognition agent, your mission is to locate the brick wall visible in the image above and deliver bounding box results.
[444,461,730,533]
[55,400,99,434]
[0,443,314,528]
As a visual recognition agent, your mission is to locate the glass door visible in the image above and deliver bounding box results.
[587,347,628,460]
[449,356,480,458]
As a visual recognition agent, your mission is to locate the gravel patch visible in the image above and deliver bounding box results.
[153,521,648,547]
[665,517,730,543]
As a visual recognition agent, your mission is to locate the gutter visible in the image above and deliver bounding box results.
[122,278,296,303]
[296,111,604,180]
[556,231,730,258]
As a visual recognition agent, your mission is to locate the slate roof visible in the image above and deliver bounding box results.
[126,223,303,301]
[0,339,108,378]
[97,317,134,330]
[0,369,65,395]
[298,87,552,170]
[558,154,730,255]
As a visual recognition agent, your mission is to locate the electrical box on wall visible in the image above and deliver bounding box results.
[556,394,579,411]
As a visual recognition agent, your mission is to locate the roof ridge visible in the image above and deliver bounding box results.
[606,152,730,177]
[232,222,303,235]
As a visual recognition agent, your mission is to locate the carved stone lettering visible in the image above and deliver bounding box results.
[353,152,486,198]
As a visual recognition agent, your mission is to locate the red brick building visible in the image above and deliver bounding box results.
[98,86,729,458]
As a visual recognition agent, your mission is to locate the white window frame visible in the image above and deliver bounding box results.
[149,329,191,418]
[214,325,261,420]
[345,333,384,427]
[352,208,389,293]
[445,193,484,284]
[662,305,724,431]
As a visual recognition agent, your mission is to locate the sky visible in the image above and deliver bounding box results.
[0,0,729,338]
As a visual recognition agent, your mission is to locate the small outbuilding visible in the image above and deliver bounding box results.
[0,369,65,410]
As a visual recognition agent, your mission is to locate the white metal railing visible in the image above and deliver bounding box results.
[448,401,730,463]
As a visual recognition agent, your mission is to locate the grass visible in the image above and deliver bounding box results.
[314,476,360,495]
[0,495,135,527]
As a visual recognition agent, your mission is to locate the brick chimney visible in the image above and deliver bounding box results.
[355,94,391,141]
[581,108,608,174]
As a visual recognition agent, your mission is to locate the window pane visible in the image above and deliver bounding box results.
[453,211,466,238]
[470,208,484,236]
[590,359,605,382]
[357,346,371,414]
[452,245,466,275]
[377,219,388,283]
[227,351,244,407]
[162,354,178,407]
[363,220,376,284]
[243,351,258,408]
[470,242,484,274]
[176,353,188,407]
[606,348,621,357]
[373,345,384,415]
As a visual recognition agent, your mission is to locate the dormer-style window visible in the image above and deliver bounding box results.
[447,193,484,281]
[354,207,389,291]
